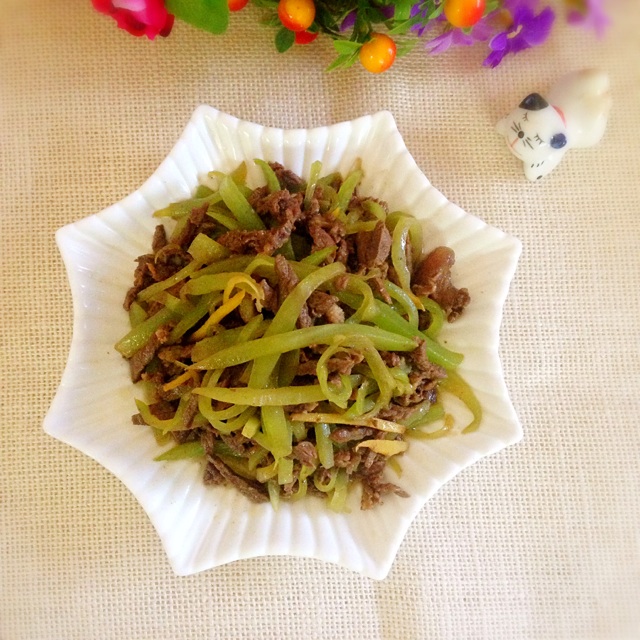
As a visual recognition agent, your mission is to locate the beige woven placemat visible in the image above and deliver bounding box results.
[1,1,638,638]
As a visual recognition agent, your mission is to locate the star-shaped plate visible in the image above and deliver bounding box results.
[44,107,522,579]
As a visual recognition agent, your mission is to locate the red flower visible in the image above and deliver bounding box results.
[92,0,175,39]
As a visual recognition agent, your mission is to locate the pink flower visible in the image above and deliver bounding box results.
[92,0,175,39]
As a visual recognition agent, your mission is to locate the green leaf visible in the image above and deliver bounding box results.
[333,40,362,55]
[395,39,416,57]
[275,27,295,53]
[325,50,360,72]
[166,0,229,35]
[393,0,415,22]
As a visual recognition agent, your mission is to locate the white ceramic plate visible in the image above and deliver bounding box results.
[44,107,522,580]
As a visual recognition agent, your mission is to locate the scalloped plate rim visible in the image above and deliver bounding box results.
[44,106,522,580]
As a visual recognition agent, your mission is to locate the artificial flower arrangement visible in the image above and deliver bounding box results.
[92,0,607,73]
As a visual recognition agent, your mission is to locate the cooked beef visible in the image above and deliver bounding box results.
[131,399,176,426]
[292,441,318,467]
[255,279,277,315]
[270,162,305,192]
[307,212,346,252]
[412,246,470,321]
[216,221,294,256]
[296,350,363,377]
[154,242,191,267]
[123,254,155,311]
[333,449,363,474]
[375,403,412,422]
[274,254,312,327]
[128,329,165,382]
[253,189,305,226]
[307,290,345,324]
[172,428,199,444]
[207,456,269,503]
[329,426,375,443]
[410,340,447,378]
[356,220,392,270]
[357,452,409,509]
[172,203,210,249]
[152,224,168,253]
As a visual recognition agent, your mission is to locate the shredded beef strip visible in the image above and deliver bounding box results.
[412,246,470,321]
[356,220,392,270]
[207,457,269,503]
[274,254,312,327]
[216,221,295,256]
[128,326,171,382]
[292,441,318,467]
[269,162,305,192]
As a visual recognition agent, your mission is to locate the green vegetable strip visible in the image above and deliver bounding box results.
[168,294,212,343]
[192,384,328,406]
[278,349,300,387]
[135,395,191,433]
[188,233,230,262]
[343,336,396,416]
[391,216,413,294]
[218,175,265,230]
[247,262,346,389]
[335,169,362,213]
[136,260,202,302]
[154,441,205,461]
[153,192,221,220]
[181,272,254,296]
[289,464,315,501]
[304,160,323,208]
[206,206,240,230]
[438,370,483,433]
[340,276,376,325]
[190,255,254,278]
[313,468,337,493]
[385,281,419,328]
[128,301,148,328]
[261,405,292,458]
[115,307,177,358]
[301,245,337,265]
[316,343,353,409]
[190,326,246,362]
[277,457,294,485]
[419,297,445,338]
[190,323,417,371]
[254,159,281,193]
[329,468,349,512]
[402,402,445,428]
[335,291,463,370]
[363,199,387,220]
[314,423,334,469]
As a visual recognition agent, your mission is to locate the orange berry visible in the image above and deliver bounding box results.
[443,0,486,28]
[359,32,396,74]
[277,0,315,32]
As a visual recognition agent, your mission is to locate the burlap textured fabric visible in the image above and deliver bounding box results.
[1,1,638,638]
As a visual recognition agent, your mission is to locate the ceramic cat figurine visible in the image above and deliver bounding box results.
[497,69,612,181]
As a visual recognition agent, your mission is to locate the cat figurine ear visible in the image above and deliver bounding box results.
[497,70,611,181]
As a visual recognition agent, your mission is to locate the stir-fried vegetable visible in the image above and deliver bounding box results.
[116,160,481,511]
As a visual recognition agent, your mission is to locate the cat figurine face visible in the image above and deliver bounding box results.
[497,92,569,181]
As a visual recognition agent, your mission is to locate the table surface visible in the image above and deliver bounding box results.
[1,1,639,639]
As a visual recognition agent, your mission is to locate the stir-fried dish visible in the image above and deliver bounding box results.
[115,160,481,511]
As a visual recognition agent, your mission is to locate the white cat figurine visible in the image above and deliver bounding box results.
[497,69,612,181]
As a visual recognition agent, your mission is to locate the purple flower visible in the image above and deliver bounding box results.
[567,0,609,37]
[425,20,494,55]
[483,3,555,68]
